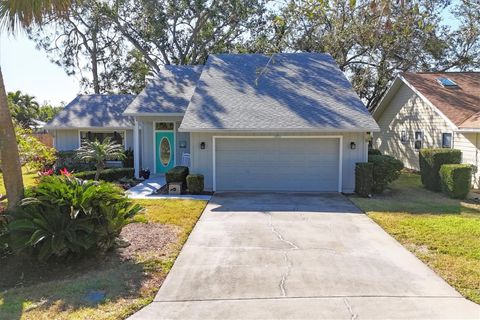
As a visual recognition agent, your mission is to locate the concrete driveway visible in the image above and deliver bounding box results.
[131,193,480,319]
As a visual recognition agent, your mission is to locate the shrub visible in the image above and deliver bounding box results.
[5,175,143,261]
[419,149,462,191]
[355,163,373,197]
[368,155,404,193]
[123,148,134,168]
[368,148,382,156]
[439,164,472,199]
[56,151,94,172]
[187,174,204,194]
[73,168,134,182]
[166,166,189,186]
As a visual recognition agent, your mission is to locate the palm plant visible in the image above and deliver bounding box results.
[76,137,126,180]
[0,0,72,209]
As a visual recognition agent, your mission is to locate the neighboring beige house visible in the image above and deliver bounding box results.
[373,72,480,186]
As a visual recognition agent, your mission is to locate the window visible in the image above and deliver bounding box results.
[414,131,423,150]
[442,133,452,148]
[400,131,408,143]
[155,122,174,131]
[436,77,458,88]
[80,131,124,146]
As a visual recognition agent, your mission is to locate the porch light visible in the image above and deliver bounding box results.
[200,142,206,150]
[350,142,356,150]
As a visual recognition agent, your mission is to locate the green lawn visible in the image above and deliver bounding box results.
[0,199,207,320]
[0,168,38,196]
[350,173,480,304]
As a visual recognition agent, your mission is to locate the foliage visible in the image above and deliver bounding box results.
[368,154,404,193]
[368,148,382,155]
[8,91,63,127]
[186,174,204,195]
[123,147,134,168]
[439,164,472,199]
[73,168,134,182]
[166,166,189,186]
[419,148,462,192]
[14,124,57,171]
[4,175,143,261]
[355,162,373,197]
[55,150,94,173]
[76,137,126,180]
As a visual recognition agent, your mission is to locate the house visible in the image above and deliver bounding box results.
[45,94,135,151]
[373,72,480,185]
[47,53,380,192]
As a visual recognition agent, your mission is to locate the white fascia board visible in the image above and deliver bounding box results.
[372,76,403,120]
[44,126,134,130]
[178,127,380,133]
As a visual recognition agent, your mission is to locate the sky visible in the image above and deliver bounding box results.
[0,1,463,106]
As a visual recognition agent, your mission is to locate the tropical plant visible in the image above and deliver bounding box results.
[76,137,126,180]
[0,0,74,209]
[5,175,143,261]
[14,124,57,171]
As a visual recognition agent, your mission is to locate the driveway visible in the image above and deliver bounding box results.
[131,193,480,319]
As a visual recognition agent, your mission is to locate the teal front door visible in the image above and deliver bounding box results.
[155,131,175,173]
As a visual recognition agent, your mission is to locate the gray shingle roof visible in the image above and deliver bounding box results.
[123,65,203,115]
[45,94,135,129]
[179,53,379,132]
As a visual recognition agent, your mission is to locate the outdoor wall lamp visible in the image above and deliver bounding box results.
[200,142,206,150]
[350,142,356,150]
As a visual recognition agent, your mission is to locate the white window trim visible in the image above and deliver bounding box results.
[153,121,176,174]
[400,130,408,144]
[212,135,343,193]
[78,129,127,149]
[414,130,423,151]
[441,132,453,149]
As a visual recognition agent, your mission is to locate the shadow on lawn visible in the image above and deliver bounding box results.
[0,251,154,320]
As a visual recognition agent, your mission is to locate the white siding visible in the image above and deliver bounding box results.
[54,130,79,151]
[190,131,367,193]
[374,84,454,170]
[454,132,480,187]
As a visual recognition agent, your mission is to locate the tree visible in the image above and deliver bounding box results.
[7,91,40,127]
[75,137,125,180]
[0,0,72,209]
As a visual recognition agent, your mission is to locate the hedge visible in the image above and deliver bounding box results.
[368,155,404,193]
[166,166,189,186]
[368,148,382,156]
[355,162,373,197]
[56,151,94,173]
[439,164,472,199]
[187,174,204,194]
[419,149,462,191]
[73,168,134,182]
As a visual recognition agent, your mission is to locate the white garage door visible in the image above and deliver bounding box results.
[214,138,340,191]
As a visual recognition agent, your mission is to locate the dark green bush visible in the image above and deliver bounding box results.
[419,149,462,191]
[123,148,134,168]
[5,175,143,261]
[355,163,373,197]
[439,164,472,199]
[187,174,204,194]
[368,155,404,193]
[166,166,189,185]
[368,148,382,156]
[56,151,94,172]
[73,168,134,182]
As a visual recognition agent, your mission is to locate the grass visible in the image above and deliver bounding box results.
[350,172,480,304]
[0,168,38,196]
[0,198,207,320]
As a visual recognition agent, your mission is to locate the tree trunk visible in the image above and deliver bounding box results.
[0,67,24,209]
[94,162,104,181]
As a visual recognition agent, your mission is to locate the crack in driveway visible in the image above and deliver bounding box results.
[265,212,299,297]
[343,297,359,320]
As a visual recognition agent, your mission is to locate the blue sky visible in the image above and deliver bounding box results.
[0,1,462,105]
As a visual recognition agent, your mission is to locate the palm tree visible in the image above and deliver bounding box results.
[76,138,126,181]
[0,0,72,209]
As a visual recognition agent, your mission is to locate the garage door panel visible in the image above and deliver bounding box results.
[215,138,340,192]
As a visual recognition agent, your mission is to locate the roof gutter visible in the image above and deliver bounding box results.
[178,127,380,133]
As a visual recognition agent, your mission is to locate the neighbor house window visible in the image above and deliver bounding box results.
[80,131,124,147]
[400,131,408,143]
[414,131,423,150]
[442,133,452,148]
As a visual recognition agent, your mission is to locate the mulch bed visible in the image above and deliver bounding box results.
[0,222,180,291]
